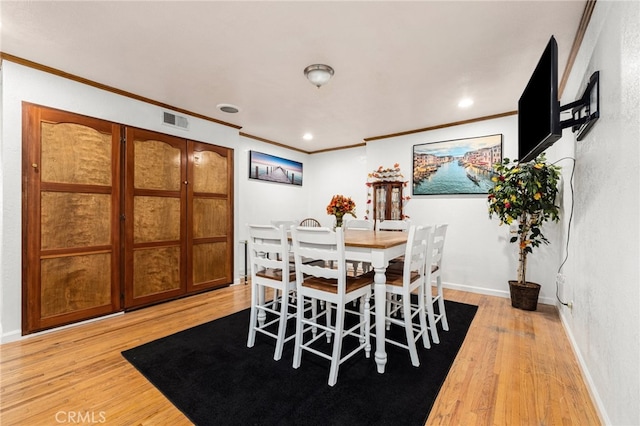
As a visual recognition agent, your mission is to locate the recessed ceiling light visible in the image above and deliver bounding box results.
[303,133,313,141]
[217,103,240,113]
[458,98,474,108]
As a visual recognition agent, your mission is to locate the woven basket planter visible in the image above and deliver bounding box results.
[508,280,541,311]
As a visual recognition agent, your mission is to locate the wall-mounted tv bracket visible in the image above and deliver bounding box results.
[559,71,600,141]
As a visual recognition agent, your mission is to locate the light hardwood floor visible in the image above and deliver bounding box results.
[1,285,601,425]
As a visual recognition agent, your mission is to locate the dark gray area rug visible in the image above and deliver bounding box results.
[122,299,477,426]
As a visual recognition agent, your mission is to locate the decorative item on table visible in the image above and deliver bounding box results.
[487,153,561,311]
[326,195,356,228]
[364,163,410,220]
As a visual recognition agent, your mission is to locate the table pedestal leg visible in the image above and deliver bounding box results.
[374,267,387,373]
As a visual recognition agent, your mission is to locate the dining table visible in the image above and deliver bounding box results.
[342,228,408,374]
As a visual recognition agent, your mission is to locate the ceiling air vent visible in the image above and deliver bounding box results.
[163,112,189,130]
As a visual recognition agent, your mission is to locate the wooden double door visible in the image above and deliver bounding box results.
[22,104,234,334]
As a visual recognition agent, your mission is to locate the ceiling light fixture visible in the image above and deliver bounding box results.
[303,133,313,141]
[304,64,334,88]
[217,103,240,113]
[458,98,474,108]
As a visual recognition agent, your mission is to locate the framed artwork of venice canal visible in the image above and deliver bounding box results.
[412,134,502,195]
[249,150,303,186]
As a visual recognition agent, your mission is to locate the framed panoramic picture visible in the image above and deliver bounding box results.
[412,134,502,195]
[248,150,303,186]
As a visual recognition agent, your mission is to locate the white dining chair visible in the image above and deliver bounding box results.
[383,225,434,366]
[344,218,374,230]
[246,224,300,361]
[425,224,449,344]
[270,219,298,230]
[343,219,375,276]
[375,219,411,232]
[290,226,374,386]
[268,220,298,307]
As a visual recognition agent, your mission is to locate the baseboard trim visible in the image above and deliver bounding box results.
[558,308,610,425]
[442,281,556,306]
[1,311,124,344]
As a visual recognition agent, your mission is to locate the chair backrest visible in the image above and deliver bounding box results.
[247,224,291,283]
[401,225,434,286]
[271,220,297,230]
[290,226,347,293]
[299,218,321,227]
[343,219,374,230]
[431,224,448,274]
[375,219,411,232]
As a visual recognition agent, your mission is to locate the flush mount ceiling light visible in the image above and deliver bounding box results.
[458,98,474,108]
[304,64,334,88]
[217,103,240,113]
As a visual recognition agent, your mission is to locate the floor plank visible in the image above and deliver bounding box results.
[0,285,601,425]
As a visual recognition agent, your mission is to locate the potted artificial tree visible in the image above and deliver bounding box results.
[487,153,562,311]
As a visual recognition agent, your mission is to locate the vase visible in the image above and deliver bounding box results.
[334,213,344,229]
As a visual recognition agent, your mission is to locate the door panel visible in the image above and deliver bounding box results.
[132,247,182,298]
[22,103,121,334]
[187,141,233,291]
[124,128,187,308]
[40,253,112,317]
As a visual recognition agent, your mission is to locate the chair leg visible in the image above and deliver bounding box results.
[425,284,440,344]
[328,306,345,387]
[273,288,289,361]
[247,283,259,348]
[293,293,305,369]
[437,276,449,331]
[326,302,332,343]
[417,285,431,349]
[311,299,318,338]
[402,293,420,367]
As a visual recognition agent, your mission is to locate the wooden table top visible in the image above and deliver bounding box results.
[343,229,408,249]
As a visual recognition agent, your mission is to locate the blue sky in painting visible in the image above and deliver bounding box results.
[250,151,303,173]
[413,135,502,158]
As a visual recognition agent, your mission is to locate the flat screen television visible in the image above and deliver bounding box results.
[518,36,562,163]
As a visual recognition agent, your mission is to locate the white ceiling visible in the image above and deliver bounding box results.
[0,1,587,153]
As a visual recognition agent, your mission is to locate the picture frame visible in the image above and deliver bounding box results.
[248,150,303,186]
[412,134,502,195]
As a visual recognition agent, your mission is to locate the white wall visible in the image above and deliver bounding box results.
[555,1,640,424]
[305,115,562,303]
[306,146,369,227]
[235,137,311,237]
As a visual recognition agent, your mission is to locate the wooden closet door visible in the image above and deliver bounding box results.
[187,141,234,292]
[124,128,187,308]
[22,104,122,334]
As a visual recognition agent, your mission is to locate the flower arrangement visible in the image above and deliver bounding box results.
[368,163,404,181]
[364,163,410,220]
[326,194,356,228]
[487,153,561,285]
